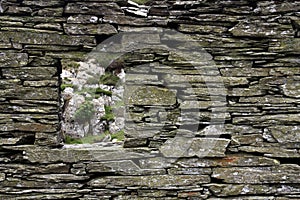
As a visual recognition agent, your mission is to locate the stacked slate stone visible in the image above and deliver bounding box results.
[0,0,299,199]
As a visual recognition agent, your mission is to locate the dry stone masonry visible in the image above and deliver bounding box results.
[0,0,300,199]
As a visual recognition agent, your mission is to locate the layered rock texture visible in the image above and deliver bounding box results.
[0,0,300,199]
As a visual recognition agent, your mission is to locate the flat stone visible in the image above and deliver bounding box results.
[0,15,65,23]
[200,196,276,200]
[1,27,61,34]
[282,78,300,98]
[180,101,212,110]
[256,1,300,14]
[65,2,124,15]
[123,138,148,147]
[231,134,264,146]
[159,137,230,158]
[223,77,249,86]
[265,126,300,143]
[23,80,58,87]
[239,146,300,158]
[34,23,63,31]
[0,79,22,89]
[0,123,58,132]
[270,67,300,76]
[0,194,82,199]
[6,6,32,15]
[88,175,210,188]
[0,31,96,46]
[270,38,300,52]
[0,87,58,100]
[27,174,89,182]
[139,157,177,169]
[0,52,28,67]
[0,163,69,174]
[138,190,169,198]
[0,173,5,182]
[64,23,117,35]
[178,24,228,34]
[125,74,161,85]
[0,113,58,123]
[37,8,64,17]
[124,86,177,106]
[191,14,241,23]
[29,57,59,66]
[0,137,23,145]
[103,15,151,26]
[168,167,211,175]
[228,86,266,97]
[208,183,300,197]
[230,21,294,38]
[212,164,300,184]
[15,145,153,163]
[2,67,57,80]
[176,155,279,167]
[35,132,61,146]
[233,114,300,126]
[239,96,300,104]
[220,67,269,77]
[87,160,165,175]
[2,178,83,189]
[67,15,99,24]
[23,0,64,7]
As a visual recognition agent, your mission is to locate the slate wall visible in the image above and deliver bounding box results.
[0,0,300,199]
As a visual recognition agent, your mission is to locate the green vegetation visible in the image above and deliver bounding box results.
[101,105,115,122]
[63,61,80,70]
[99,72,120,86]
[64,134,107,144]
[74,101,95,124]
[65,135,83,144]
[95,88,112,96]
[111,130,125,141]
[131,0,150,4]
[60,83,74,91]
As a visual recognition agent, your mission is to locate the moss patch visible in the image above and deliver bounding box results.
[101,105,115,122]
[65,134,107,144]
[60,84,74,91]
[131,0,151,5]
[95,88,112,96]
[111,130,125,141]
[99,72,120,86]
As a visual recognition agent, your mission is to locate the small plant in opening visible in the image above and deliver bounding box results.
[73,100,95,136]
[61,57,126,144]
[99,72,120,86]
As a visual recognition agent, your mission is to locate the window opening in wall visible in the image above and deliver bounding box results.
[59,28,227,160]
[60,57,126,146]
[60,51,184,147]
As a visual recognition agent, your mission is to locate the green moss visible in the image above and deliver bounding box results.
[95,88,112,96]
[99,72,120,86]
[74,101,95,124]
[65,134,107,144]
[65,135,83,144]
[63,61,80,70]
[101,105,114,122]
[60,84,74,91]
[131,0,150,4]
[111,130,125,141]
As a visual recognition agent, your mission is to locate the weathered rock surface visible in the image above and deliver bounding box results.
[0,0,299,199]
